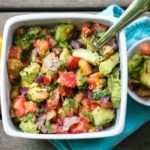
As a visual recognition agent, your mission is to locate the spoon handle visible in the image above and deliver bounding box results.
[96,0,150,47]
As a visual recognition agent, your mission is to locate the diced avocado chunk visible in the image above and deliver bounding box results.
[73,49,100,66]
[128,53,143,79]
[63,98,79,113]
[77,69,87,87]
[112,67,120,79]
[27,86,49,102]
[20,63,40,87]
[59,48,71,63]
[19,120,38,133]
[79,37,94,50]
[20,114,34,122]
[128,53,143,73]
[108,77,121,108]
[92,107,115,126]
[55,24,74,41]
[140,60,150,89]
[140,72,150,89]
[99,52,119,76]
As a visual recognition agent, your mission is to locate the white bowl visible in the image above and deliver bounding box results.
[1,13,127,139]
[128,37,150,106]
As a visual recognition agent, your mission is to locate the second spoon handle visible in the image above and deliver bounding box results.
[96,0,150,47]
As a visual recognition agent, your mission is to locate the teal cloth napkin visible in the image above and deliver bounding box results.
[49,5,150,150]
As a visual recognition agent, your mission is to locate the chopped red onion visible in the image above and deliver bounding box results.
[20,87,29,95]
[37,114,48,133]
[57,118,64,126]
[43,54,58,72]
[97,96,110,102]
[71,40,85,49]
[49,24,56,29]
[35,74,44,83]
[87,90,93,99]
[37,114,47,126]
[63,116,80,131]
[106,39,117,50]
[96,126,103,131]
[32,48,38,55]
[52,48,62,56]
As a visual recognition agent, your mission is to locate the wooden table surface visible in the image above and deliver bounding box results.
[0,1,150,149]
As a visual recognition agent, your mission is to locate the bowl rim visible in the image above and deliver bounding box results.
[1,13,127,139]
[127,37,150,106]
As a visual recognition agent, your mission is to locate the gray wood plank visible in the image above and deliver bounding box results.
[0,11,150,35]
[1,120,150,150]
[0,0,132,8]
[0,12,97,35]
[0,121,56,150]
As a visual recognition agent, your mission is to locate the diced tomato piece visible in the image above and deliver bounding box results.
[79,103,91,113]
[48,123,59,133]
[69,123,87,133]
[34,39,49,56]
[67,56,81,70]
[58,71,77,88]
[88,72,103,89]
[81,27,93,37]
[13,96,26,117]
[139,43,150,56]
[46,35,56,49]
[46,90,60,111]
[9,46,22,59]
[78,59,92,75]
[90,101,99,110]
[88,77,99,89]
[44,75,52,85]
[24,101,37,114]
[65,108,74,117]
[79,113,90,123]
[60,86,73,97]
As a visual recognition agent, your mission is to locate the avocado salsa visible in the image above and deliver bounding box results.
[128,42,150,97]
[8,22,121,134]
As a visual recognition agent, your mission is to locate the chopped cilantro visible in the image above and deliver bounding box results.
[45,120,54,132]
[92,89,111,100]
[82,112,93,122]
[20,114,33,122]
[46,81,54,92]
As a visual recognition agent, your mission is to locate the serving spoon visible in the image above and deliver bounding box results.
[95,0,150,47]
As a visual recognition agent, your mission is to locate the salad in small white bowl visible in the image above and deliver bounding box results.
[1,13,127,139]
[128,37,150,106]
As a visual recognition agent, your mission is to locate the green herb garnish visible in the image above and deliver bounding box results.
[82,112,93,122]
[93,89,111,100]
[46,81,54,92]
[45,120,54,132]
[20,114,33,122]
